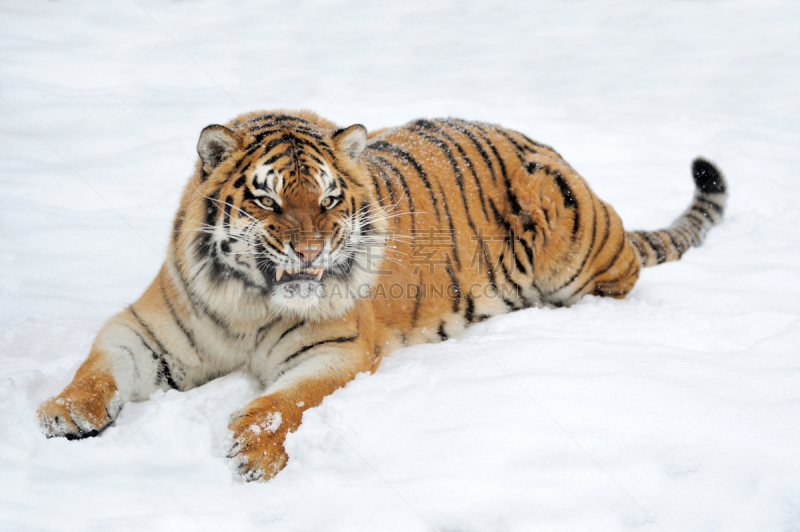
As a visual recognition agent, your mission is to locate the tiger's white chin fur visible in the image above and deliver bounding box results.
[267,258,382,321]
[271,280,327,314]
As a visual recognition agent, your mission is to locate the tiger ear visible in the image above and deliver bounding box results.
[197,125,242,175]
[332,124,367,161]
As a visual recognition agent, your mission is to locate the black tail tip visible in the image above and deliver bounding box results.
[692,158,726,195]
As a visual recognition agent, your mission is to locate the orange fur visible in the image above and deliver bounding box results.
[39,110,726,480]
[37,348,119,439]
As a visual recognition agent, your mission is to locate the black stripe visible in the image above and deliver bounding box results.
[284,333,360,364]
[171,255,239,340]
[367,167,388,209]
[410,125,486,270]
[248,121,322,140]
[548,196,597,294]
[690,203,714,222]
[499,251,526,307]
[128,308,170,359]
[641,232,668,264]
[488,198,524,284]
[291,134,334,158]
[516,235,533,275]
[437,323,448,341]
[573,228,628,294]
[684,212,707,228]
[124,325,162,377]
[159,274,197,352]
[563,201,611,297]
[286,125,325,142]
[261,147,292,168]
[369,140,441,223]
[695,196,723,214]
[434,176,462,270]
[204,190,219,227]
[464,294,475,323]
[368,154,412,214]
[485,200,523,279]
[628,234,649,263]
[552,172,578,208]
[552,171,580,237]
[666,230,684,259]
[596,202,611,260]
[490,126,536,162]
[222,195,234,230]
[426,121,490,222]
[248,133,291,159]
[249,127,288,147]
[119,346,140,380]
[449,119,498,184]
[515,130,547,150]
[473,124,523,216]
[445,257,462,312]
[307,152,326,168]
[276,320,306,345]
[126,309,179,390]
[255,317,282,351]
[368,153,418,249]
[606,254,639,288]
[198,190,221,261]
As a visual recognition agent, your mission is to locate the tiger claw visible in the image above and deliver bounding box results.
[227,405,290,482]
[243,467,265,482]
[226,440,243,459]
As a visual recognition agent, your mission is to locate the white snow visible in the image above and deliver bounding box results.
[247,412,282,435]
[1,1,800,531]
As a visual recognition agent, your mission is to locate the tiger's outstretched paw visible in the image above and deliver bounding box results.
[37,379,121,440]
[228,401,292,482]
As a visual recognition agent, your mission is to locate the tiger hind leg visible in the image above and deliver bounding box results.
[590,239,642,299]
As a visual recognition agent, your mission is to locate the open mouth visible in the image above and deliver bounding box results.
[275,267,325,282]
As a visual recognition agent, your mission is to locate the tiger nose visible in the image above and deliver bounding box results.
[295,247,322,263]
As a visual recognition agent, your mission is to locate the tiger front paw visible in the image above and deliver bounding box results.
[227,398,299,482]
[37,378,121,440]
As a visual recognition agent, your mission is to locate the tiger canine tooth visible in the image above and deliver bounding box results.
[275,269,285,281]
[316,269,324,280]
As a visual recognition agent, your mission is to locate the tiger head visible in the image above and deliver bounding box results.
[178,110,388,321]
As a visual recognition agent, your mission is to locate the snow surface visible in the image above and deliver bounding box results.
[1,1,799,531]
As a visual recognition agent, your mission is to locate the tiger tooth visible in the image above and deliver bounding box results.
[316,269,324,281]
[275,269,284,281]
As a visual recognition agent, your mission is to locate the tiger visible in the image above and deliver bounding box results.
[37,109,728,481]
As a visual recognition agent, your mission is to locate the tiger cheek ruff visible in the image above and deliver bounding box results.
[37,109,727,481]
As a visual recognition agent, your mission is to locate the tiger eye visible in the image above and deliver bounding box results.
[321,196,333,208]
